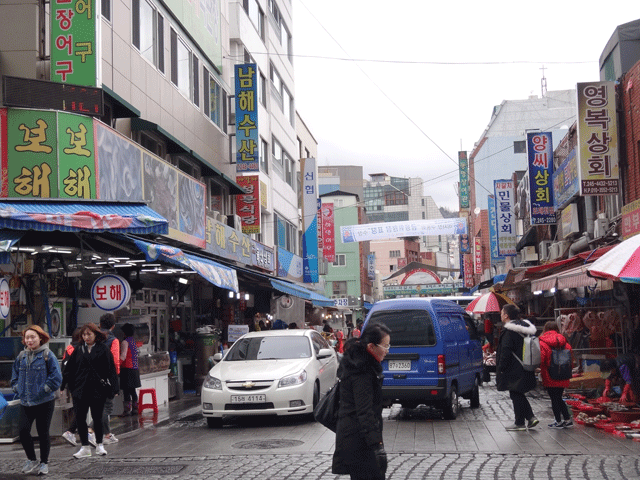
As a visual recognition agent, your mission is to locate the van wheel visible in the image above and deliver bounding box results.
[442,384,459,420]
[470,377,480,409]
[207,417,223,428]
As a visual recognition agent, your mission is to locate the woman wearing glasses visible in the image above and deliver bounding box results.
[332,322,391,480]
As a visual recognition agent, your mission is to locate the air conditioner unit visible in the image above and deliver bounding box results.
[594,216,609,238]
[523,245,538,262]
[538,240,552,260]
[211,210,220,221]
[549,243,560,260]
[218,214,227,225]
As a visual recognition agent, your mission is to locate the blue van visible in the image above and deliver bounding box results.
[362,298,483,419]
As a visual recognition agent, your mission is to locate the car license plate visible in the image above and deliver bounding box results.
[230,395,266,403]
[388,360,411,371]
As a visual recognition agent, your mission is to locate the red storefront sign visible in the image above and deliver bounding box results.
[474,237,483,275]
[236,175,260,234]
[321,203,335,262]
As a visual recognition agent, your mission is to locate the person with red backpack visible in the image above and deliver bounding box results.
[539,320,574,429]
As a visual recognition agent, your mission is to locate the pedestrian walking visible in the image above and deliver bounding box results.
[60,327,83,446]
[539,320,574,428]
[496,304,539,431]
[62,323,118,458]
[119,323,141,417]
[94,314,120,445]
[11,325,63,475]
[332,322,391,480]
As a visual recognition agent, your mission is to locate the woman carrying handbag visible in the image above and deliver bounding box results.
[62,323,118,459]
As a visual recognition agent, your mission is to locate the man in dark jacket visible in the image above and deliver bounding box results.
[496,304,539,431]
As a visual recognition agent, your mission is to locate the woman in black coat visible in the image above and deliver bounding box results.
[332,322,391,480]
[496,305,538,431]
[62,323,118,458]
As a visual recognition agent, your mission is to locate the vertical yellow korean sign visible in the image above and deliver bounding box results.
[51,0,96,86]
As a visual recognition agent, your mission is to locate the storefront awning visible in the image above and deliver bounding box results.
[0,201,168,235]
[270,279,334,307]
[133,239,238,292]
[0,230,24,263]
[531,276,557,293]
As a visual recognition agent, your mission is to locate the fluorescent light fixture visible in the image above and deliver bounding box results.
[533,290,543,295]
[113,264,132,268]
[228,291,234,298]
[128,259,147,263]
[95,261,108,265]
[178,277,189,285]
[236,292,241,299]
[550,287,556,294]
[244,293,250,301]
[18,247,36,252]
[109,257,130,261]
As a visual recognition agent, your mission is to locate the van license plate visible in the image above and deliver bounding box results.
[230,395,266,403]
[388,360,411,371]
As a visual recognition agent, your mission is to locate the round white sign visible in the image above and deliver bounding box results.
[0,278,10,319]
[91,274,131,311]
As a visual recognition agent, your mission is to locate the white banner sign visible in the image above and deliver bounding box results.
[341,218,467,243]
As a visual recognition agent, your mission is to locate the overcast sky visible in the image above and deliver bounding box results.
[292,0,637,211]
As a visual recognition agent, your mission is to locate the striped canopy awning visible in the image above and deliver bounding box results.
[0,201,168,235]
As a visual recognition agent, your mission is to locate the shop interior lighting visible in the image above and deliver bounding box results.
[228,291,234,298]
[128,259,147,263]
[244,293,250,301]
[16,247,36,252]
[550,287,556,293]
[113,263,133,268]
[95,261,108,265]
[42,245,53,251]
[178,277,189,285]
[533,290,543,295]
[236,292,241,299]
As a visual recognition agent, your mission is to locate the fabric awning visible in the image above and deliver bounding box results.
[0,230,24,263]
[0,201,168,235]
[133,239,238,292]
[270,279,334,307]
[557,265,599,290]
[531,275,557,293]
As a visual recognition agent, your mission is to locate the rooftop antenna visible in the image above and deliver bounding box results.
[540,65,548,97]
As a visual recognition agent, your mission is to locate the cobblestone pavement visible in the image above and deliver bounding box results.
[2,380,640,479]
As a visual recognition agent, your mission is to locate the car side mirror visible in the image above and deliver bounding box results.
[317,348,334,359]
[213,353,222,362]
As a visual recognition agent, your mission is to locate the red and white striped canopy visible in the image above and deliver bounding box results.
[587,235,640,284]
[465,291,515,314]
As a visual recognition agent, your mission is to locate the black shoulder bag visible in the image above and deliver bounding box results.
[314,379,340,432]
[84,345,115,399]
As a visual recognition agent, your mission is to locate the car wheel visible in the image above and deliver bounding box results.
[207,417,223,428]
[470,376,480,409]
[313,382,320,410]
[442,384,459,420]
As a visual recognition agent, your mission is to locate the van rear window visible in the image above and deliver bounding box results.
[368,309,436,346]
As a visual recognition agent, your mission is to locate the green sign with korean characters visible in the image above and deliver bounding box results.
[7,109,59,198]
[50,0,97,86]
[57,112,96,199]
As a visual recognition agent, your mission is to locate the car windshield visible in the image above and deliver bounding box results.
[368,309,436,347]
[225,336,312,361]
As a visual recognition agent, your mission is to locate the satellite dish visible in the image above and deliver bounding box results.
[474,207,481,215]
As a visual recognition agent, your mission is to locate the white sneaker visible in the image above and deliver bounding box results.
[62,431,77,446]
[73,446,92,458]
[103,434,118,444]
[22,459,39,473]
[87,432,97,447]
[37,462,48,475]
[95,444,107,456]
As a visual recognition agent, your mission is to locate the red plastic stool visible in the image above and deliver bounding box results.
[138,388,158,415]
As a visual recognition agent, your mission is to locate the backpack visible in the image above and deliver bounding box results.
[548,347,572,380]
[512,334,541,372]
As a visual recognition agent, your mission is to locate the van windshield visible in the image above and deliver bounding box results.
[368,309,436,347]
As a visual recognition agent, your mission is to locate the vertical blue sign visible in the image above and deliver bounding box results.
[527,132,555,224]
[235,64,259,172]
[368,253,376,280]
[488,195,503,261]
[301,158,318,283]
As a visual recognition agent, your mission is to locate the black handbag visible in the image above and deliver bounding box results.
[314,379,340,432]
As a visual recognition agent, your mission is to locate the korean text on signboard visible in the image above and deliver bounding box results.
[494,179,516,256]
[235,64,259,172]
[367,253,375,281]
[576,82,619,195]
[463,254,474,288]
[527,132,555,225]
[50,0,96,86]
[6,109,96,199]
[91,275,131,311]
[236,175,260,234]
[473,237,482,275]
[458,151,470,210]
[321,203,335,262]
[488,195,503,261]
[301,158,319,283]
[622,198,640,240]
[552,148,579,210]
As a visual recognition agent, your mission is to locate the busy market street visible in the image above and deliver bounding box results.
[1,379,640,479]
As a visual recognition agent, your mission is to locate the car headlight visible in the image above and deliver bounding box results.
[278,370,308,388]
[203,374,222,390]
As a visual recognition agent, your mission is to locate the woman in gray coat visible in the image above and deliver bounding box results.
[496,304,538,431]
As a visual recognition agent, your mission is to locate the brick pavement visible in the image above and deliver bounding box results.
[2,380,640,479]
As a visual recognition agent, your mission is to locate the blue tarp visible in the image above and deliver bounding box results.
[270,279,334,307]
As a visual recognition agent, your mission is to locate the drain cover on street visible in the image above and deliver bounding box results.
[232,439,304,449]
[69,464,190,478]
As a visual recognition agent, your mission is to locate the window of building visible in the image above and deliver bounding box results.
[514,140,526,154]
[275,213,297,253]
[208,178,228,213]
[102,0,111,21]
[139,131,165,157]
[192,56,199,107]
[272,137,284,172]
[260,138,269,174]
[389,250,401,258]
[202,68,223,129]
[333,254,346,267]
[422,211,425,219]
[282,86,293,125]
[284,152,294,190]
[170,28,192,100]
[333,281,347,296]
[335,198,344,207]
[244,0,265,41]
[132,0,163,71]
[259,72,267,108]
[270,64,283,111]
